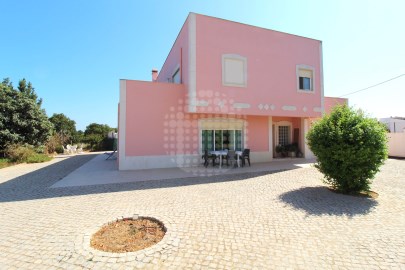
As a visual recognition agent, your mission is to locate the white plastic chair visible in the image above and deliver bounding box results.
[77,144,83,153]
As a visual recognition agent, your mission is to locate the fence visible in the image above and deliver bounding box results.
[387,133,405,158]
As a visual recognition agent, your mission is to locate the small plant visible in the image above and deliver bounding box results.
[55,145,64,154]
[307,105,388,194]
[128,223,138,235]
[285,143,299,157]
[275,145,283,157]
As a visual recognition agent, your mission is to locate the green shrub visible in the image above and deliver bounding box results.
[35,145,46,154]
[55,145,64,154]
[46,134,63,154]
[5,144,36,163]
[5,144,52,163]
[306,105,388,194]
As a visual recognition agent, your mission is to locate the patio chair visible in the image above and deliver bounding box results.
[226,150,236,167]
[64,144,72,155]
[241,148,251,167]
[77,144,83,153]
[202,150,215,168]
[71,145,77,154]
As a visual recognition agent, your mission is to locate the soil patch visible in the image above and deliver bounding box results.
[328,188,379,199]
[90,217,166,253]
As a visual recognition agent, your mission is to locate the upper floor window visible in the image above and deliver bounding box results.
[299,77,311,90]
[296,65,315,93]
[172,67,180,84]
[222,54,247,87]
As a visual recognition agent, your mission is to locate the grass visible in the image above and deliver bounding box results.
[26,153,52,163]
[0,154,52,169]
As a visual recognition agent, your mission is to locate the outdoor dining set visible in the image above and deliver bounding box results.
[64,144,83,155]
[202,149,251,168]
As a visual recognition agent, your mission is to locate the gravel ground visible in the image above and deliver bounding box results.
[0,155,404,269]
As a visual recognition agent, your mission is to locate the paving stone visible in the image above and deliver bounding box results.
[0,155,404,269]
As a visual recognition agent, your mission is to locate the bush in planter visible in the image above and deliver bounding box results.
[306,105,388,194]
[286,143,299,157]
[275,144,287,157]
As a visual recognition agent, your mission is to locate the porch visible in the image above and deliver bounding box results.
[52,153,315,188]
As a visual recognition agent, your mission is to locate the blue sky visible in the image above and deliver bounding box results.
[1,0,404,130]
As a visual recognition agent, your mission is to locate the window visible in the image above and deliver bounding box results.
[296,65,315,92]
[278,126,290,146]
[274,121,292,148]
[299,77,311,90]
[222,54,247,87]
[172,68,180,84]
[202,129,243,151]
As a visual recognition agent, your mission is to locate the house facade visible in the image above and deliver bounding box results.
[380,117,405,133]
[118,13,346,170]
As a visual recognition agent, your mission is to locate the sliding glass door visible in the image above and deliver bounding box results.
[202,129,243,151]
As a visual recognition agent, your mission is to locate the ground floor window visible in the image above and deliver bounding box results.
[278,125,290,146]
[202,130,243,151]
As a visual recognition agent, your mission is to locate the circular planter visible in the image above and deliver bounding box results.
[90,216,166,253]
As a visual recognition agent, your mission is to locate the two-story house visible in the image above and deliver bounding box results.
[118,13,347,170]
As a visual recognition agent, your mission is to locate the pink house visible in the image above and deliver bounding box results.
[118,13,346,170]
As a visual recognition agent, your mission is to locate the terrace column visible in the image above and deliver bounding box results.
[268,116,273,160]
[300,118,315,159]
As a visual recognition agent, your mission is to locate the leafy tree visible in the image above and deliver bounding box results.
[306,105,388,194]
[84,123,115,151]
[49,113,77,144]
[0,78,53,153]
[73,130,85,144]
[18,78,42,106]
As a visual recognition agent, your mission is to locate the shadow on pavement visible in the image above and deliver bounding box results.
[0,154,294,203]
[278,186,378,217]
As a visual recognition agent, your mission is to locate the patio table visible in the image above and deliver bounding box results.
[235,151,242,167]
[210,150,243,168]
[210,150,227,169]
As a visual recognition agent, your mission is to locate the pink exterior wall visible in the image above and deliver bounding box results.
[195,14,322,118]
[156,17,189,86]
[324,97,348,114]
[245,116,269,151]
[125,80,186,156]
[272,116,300,130]
[124,80,271,156]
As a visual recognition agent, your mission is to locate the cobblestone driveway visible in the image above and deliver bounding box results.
[0,155,404,269]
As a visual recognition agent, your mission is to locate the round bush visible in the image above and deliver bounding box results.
[306,105,388,194]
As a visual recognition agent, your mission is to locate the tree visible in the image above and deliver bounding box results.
[49,113,77,144]
[84,123,115,151]
[306,105,388,194]
[0,78,53,153]
[18,78,42,106]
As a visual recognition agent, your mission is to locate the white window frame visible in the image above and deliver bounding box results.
[296,64,315,93]
[198,118,246,153]
[201,129,243,151]
[274,121,293,146]
[222,54,247,87]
